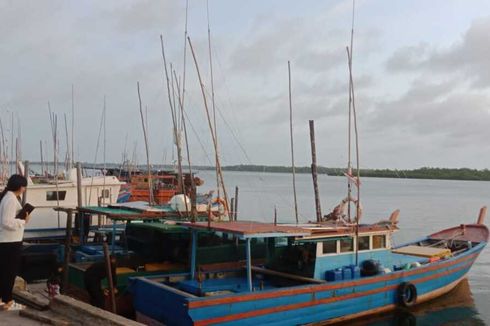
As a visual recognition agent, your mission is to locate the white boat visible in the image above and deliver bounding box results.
[10,162,124,240]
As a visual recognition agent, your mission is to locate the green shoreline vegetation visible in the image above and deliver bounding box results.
[31,162,490,181]
[214,165,490,181]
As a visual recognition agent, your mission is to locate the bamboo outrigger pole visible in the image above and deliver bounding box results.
[187,36,230,217]
[288,61,299,224]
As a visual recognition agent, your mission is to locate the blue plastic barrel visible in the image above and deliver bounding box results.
[342,266,352,280]
[326,268,343,281]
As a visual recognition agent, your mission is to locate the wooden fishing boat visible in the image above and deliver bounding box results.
[105,167,204,206]
[127,209,488,325]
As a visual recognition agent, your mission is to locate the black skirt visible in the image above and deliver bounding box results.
[0,241,22,303]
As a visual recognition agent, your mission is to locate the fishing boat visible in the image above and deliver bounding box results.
[106,167,204,205]
[127,209,488,325]
[13,162,123,240]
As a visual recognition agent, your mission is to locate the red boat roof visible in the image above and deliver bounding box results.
[180,221,311,239]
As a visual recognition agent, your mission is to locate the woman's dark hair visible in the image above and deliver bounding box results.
[0,174,28,202]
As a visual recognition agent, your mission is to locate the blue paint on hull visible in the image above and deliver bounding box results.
[129,243,485,325]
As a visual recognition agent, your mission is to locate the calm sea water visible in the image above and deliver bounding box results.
[197,170,490,325]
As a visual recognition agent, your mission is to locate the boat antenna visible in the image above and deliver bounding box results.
[71,84,75,172]
[288,61,299,224]
[187,36,230,218]
[137,82,154,205]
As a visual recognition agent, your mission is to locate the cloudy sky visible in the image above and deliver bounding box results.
[1,0,490,169]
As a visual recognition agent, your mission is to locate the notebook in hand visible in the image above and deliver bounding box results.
[15,203,35,220]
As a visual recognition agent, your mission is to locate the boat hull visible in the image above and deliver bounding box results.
[129,241,485,325]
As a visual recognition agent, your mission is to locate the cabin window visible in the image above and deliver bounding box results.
[275,237,288,248]
[373,235,386,249]
[322,240,337,254]
[101,189,110,198]
[46,191,66,201]
[358,236,370,251]
[340,238,354,252]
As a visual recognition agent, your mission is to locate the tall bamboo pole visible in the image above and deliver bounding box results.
[71,84,75,171]
[160,36,186,205]
[288,61,299,224]
[173,70,195,219]
[187,36,230,217]
[207,0,221,201]
[137,82,154,205]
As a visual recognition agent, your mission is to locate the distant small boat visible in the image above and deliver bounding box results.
[128,210,488,325]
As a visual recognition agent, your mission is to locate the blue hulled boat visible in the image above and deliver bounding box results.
[128,209,488,325]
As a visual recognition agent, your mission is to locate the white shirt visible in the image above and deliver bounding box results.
[0,191,25,242]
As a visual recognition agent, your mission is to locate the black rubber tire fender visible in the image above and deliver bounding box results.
[397,282,417,307]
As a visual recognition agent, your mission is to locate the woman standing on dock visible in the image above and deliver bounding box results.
[0,174,29,310]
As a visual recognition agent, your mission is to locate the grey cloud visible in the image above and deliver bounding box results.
[386,17,490,88]
[367,80,490,150]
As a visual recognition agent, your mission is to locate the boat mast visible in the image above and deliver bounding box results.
[288,61,299,224]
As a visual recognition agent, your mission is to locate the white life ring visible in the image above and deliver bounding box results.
[332,196,363,222]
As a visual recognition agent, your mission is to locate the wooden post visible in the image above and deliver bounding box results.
[309,121,322,222]
[234,186,239,221]
[22,160,29,206]
[190,182,197,223]
[478,206,487,225]
[274,206,277,226]
[62,209,73,294]
[102,243,116,313]
[190,230,197,280]
[230,198,235,221]
[76,162,82,207]
[246,238,252,292]
[76,162,83,244]
[97,197,102,227]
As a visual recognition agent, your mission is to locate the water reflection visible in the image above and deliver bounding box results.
[343,278,485,326]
